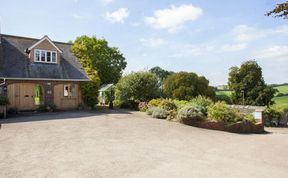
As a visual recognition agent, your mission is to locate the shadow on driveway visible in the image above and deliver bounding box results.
[0,109,133,124]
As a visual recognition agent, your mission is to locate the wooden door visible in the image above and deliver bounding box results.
[19,83,36,110]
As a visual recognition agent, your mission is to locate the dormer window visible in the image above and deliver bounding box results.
[34,49,57,63]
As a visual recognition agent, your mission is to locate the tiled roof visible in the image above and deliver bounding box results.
[0,34,89,81]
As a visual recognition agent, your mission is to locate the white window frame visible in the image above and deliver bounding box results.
[34,49,57,64]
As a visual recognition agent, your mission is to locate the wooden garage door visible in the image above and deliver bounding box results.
[8,83,36,111]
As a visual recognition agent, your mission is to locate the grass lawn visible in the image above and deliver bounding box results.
[272,96,288,110]
[215,90,232,96]
[274,85,288,94]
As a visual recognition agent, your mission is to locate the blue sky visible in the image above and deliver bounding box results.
[0,0,287,86]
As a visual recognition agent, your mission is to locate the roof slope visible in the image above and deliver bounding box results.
[0,34,89,81]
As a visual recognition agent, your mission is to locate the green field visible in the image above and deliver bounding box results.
[274,85,288,94]
[273,96,288,109]
[216,85,288,109]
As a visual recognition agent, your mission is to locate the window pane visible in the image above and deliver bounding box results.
[64,85,69,97]
[35,50,40,61]
[47,51,51,62]
[41,51,45,62]
[52,52,56,63]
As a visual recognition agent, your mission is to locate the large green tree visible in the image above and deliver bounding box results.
[266,1,288,19]
[71,35,127,84]
[115,71,160,102]
[163,72,215,100]
[149,66,174,82]
[228,60,277,106]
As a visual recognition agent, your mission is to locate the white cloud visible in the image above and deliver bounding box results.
[275,25,288,34]
[232,25,266,42]
[145,4,203,32]
[105,8,129,23]
[140,38,167,48]
[221,43,247,52]
[256,45,288,59]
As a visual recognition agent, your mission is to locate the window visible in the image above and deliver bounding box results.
[47,51,51,62]
[63,84,77,98]
[35,50,40,62]
[34,49,57,63]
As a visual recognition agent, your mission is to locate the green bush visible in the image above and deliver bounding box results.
[138,102,148,112]
[151,107,167,119]
[159,99,177,111]
[264,108,281,127]
[173,100,189,109]
[146,107,158,115]
[166,109,177,121]
[244,113,256,123]
[207,102,242,123]
[148,99,162,107]
[177,105,205,123]
[190,96,214,115]
[119,100,138,110]
[215,94,232,104]
[0,96,9,105]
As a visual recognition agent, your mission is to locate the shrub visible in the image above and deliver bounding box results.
[276,92,285,97]
[119,100,138,110]
[151,107,167,119]
[190,96,213,115]
[0,96,9,105]
[264,108,281,127]
[138,102,148,112]
[37,105,48,112]
[244,113,256,123]
[173,100,189,109]
[166,109,177,121]
[159,99,177,111]
[215,94,232,104]
[177,105,205,123]
[146,107,158,115]
[207,102,242,123]
[148,99,162,107]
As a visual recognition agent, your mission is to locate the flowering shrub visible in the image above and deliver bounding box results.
[138,102,148,112]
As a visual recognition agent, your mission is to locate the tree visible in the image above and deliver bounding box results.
[266,1,288,19]
[149,66,174,82]
[71,35,127,84]
[163,72,215,100]
[228,60,277,106]
[115,71,160,102]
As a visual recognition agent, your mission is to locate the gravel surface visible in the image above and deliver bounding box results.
[0,110,288,178]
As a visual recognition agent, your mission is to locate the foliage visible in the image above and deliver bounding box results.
[37,103,57,112]
[215,94,232,104]
[266,1,288,19]
[159,99,177,111]
[146,107,158,115]
[163,72,215,100]
[264,108,282,127]
[80,77,100,108]
[190,96,213,115]
[173,100,189,109]
[0,96,9,105]
[166,110,177,121]
[138,102,148,112]
[177,105,205,123]
[149,66,174,82]
[207,102,242,123]
[151,107,167,119]
[228,60,277,106]
[148,99,162,107]
[71,35,127,84]
[115,71,160,102]
[244,113,256,123]
[118,100,138,110]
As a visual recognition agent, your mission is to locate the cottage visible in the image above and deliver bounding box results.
[0,34,89,111]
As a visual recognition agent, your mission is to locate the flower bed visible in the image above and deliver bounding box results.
[143,97,265,134]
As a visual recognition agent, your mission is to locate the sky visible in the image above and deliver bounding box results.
[0,0,287,86]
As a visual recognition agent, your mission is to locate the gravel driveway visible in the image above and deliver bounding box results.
[0,110,288,178]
